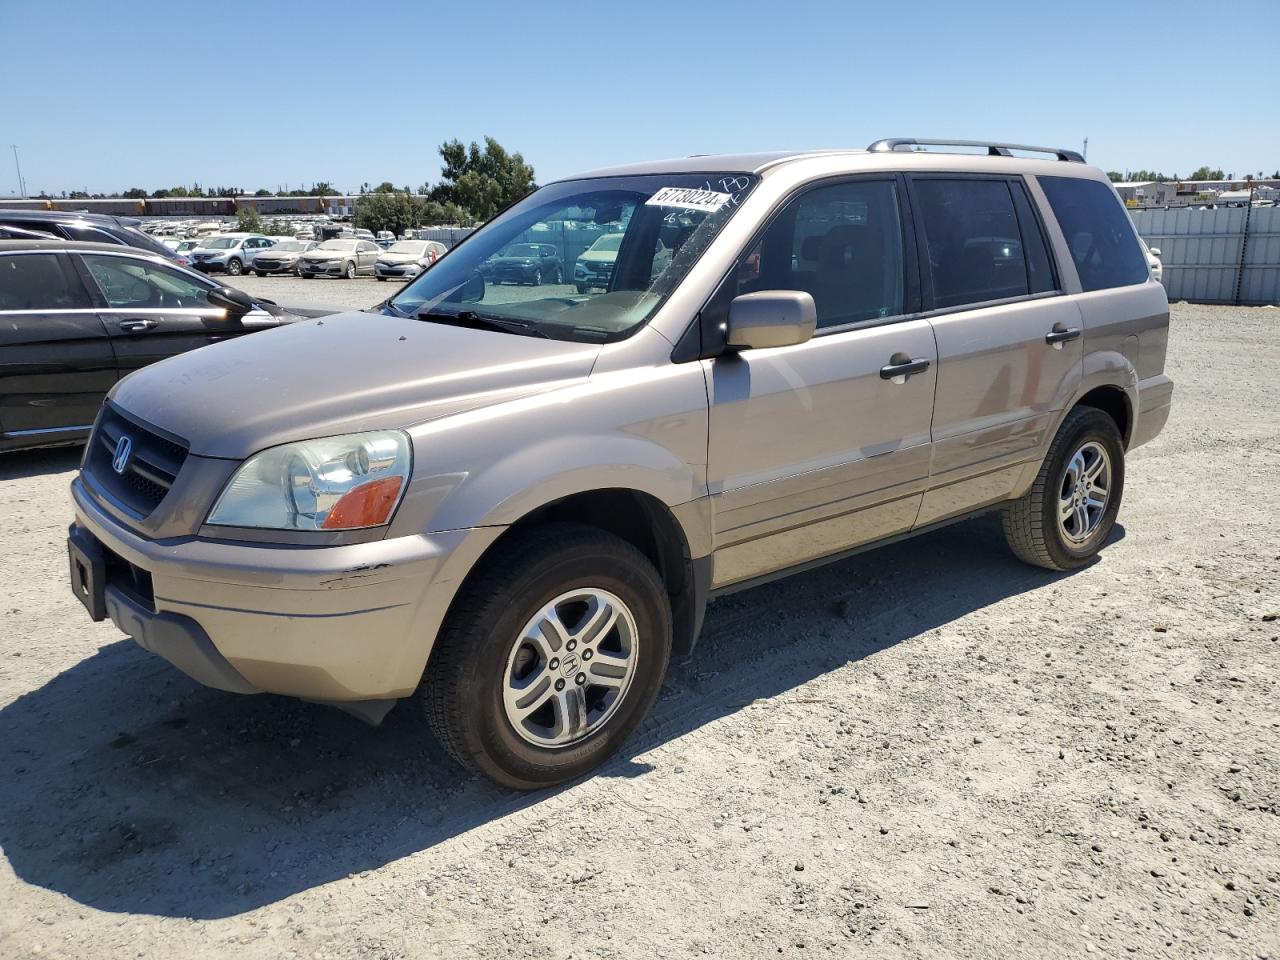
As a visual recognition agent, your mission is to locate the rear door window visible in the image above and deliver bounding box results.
[911,178,1030,309]
[0,253,86,310]
[1038,176,1149,291]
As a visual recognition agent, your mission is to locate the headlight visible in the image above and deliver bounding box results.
[207,431,412,530]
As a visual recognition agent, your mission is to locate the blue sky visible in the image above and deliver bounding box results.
[2,0,1275,196]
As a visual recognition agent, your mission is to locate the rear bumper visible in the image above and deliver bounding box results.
[1129,374,1174,450]
[69,476,504,702]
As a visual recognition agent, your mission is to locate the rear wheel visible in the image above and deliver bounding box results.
[421,523,672,789]
[1002,407,1125,571]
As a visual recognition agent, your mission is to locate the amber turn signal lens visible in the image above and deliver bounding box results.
[321,476,405,530]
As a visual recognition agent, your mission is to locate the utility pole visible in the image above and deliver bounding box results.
[10,144,27,199]
[1082,137,1088,162]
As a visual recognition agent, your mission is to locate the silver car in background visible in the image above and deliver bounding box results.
[253,239,317,277]
[298,238,381,279]
[188,233,275,276]
[375,239,448,281]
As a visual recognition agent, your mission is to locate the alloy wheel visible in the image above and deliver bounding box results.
[502,588,638,748]
[1058,440,1111,543]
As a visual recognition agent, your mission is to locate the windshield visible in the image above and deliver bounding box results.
[388,173,757,343]
[587,234,623,253]
[389,241,427,254]
[318,239,356,251]
[271,240,307,252]
[204,236,240,249]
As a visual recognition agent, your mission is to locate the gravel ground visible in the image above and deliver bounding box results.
[0,303,1277,960]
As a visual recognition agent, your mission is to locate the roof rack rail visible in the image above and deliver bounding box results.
[867,138,1085,163]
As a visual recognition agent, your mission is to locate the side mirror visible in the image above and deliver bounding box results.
[726,291,817,351]
[207,285,256,317]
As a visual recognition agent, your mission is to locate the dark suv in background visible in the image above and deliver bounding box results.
[0,210,183,264]
[0,240,322,453]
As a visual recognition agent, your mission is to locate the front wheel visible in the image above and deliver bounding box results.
[344,261,356,280]
[376,275,386,281]
[255,271,267,278]
[421,523,672,789]
[226,258,243,276]
[1002,406,1125,571]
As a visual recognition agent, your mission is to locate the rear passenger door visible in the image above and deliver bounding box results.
[706,176,938,588]
[0,251,117,443]
[907,175,1083,526]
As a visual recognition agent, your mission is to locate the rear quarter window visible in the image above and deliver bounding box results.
[1038,176,1149,292]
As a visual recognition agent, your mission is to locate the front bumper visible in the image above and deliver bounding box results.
[69,476,503,703]
[375,262,422,279]
[191,259,228,273]
[299,260,344,276]
[254,259,297,273]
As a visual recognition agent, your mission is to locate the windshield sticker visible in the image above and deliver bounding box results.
[646,186,732,212]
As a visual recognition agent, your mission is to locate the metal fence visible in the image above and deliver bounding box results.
[1130,206,1280,305]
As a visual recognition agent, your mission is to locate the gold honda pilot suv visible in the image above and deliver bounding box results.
[67,138,1173,788]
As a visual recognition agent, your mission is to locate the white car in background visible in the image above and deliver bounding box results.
[1140,239,1163,283]
[374,239,447,281]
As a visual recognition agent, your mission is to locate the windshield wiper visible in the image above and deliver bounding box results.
[416,309,549,338]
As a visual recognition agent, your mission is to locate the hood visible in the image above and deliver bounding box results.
[108,312,601,459]
[257,250,301,262]
[379,251,426,264]
[579,250,617,264]
[302,249,351,262]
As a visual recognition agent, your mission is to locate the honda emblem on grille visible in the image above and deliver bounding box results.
[111,435,133,474]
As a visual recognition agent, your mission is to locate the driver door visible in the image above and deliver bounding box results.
[74,252,272,377]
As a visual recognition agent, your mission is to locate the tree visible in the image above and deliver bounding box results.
[419,199,472,225]
[354,191,420,237]
[236,206,262,232]
[121,187,149,199]
[68,190,90,200]
[429,136,536,221]
[1106,170,1124,182]
[372,181,399,193]
[254,188,272,197]
[1187,166,1225,181]
[307,182,338,196]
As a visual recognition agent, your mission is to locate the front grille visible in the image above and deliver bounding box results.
[86,405,189,518]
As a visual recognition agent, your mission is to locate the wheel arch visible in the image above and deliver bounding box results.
[1075,384,1133,447]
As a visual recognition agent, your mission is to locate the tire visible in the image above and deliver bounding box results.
[376,275,387,281]
[531,268,542,286]
[421,523,672,790]
[344,261,356,280]
[226,258,243,276]
[255,271,267,278]
[549,266,561,284]
[575,283,589,294]
[301,273,313,279]
[1002,406,1125,571]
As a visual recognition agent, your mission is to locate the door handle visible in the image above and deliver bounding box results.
[879,357,932,380]
[118,319,159,333]
[1045,326,1081,346]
